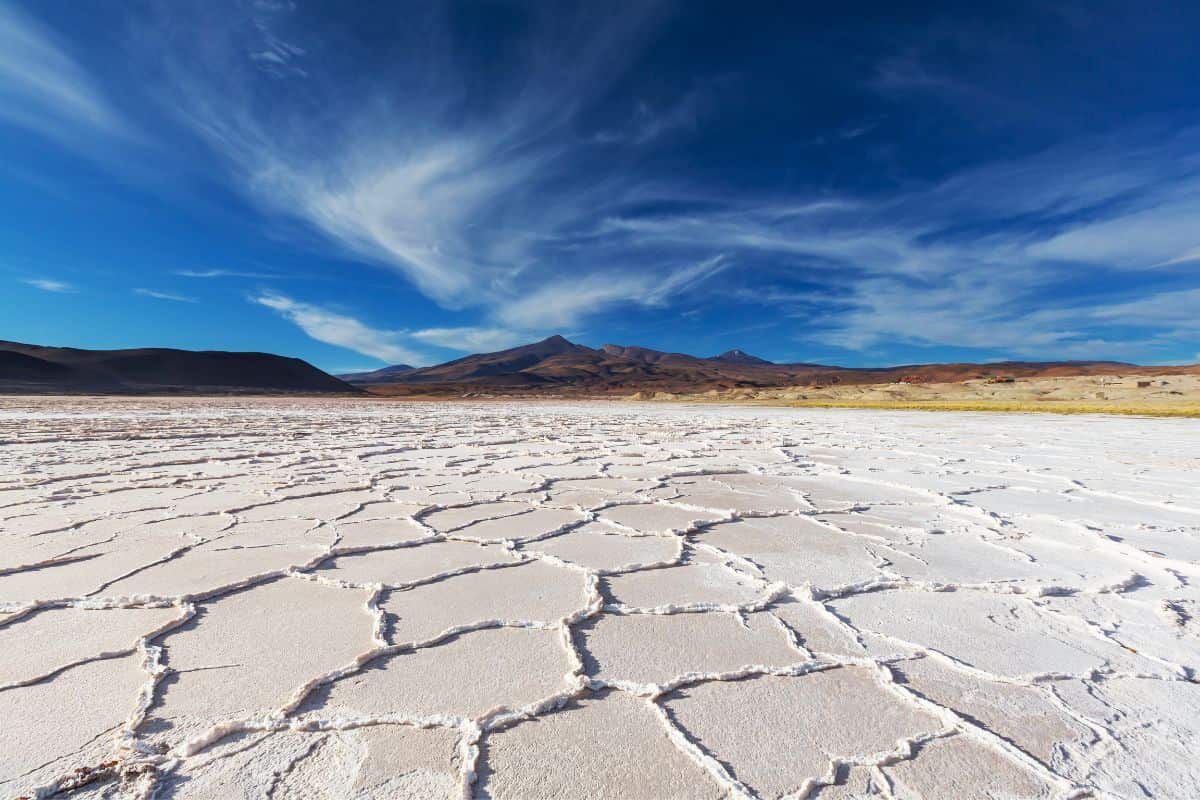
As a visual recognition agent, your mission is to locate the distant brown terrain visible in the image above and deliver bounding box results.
[344,335,1200,399]
[4,335,1195,408]
[644,373,1200,417]
[0,340,358,394]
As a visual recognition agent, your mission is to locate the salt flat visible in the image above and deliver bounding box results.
[1,397,1198,800]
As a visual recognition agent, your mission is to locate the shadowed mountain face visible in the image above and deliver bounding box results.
[400,335,593,384]
[0,341,358,394]
[335,364,415,383]
[352,336,1190,396]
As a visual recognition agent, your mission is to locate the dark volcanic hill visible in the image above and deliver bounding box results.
[0,340,358,394]
[349,335,1199,397]
[336,364,416,383]
[399,335,597,385]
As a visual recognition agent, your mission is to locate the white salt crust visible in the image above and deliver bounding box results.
[0,397,1197,798]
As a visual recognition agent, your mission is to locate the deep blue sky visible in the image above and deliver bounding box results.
[2,0,1199,370]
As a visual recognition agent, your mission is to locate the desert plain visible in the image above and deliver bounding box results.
[639,373,1200,417]
[1,396,1198,799]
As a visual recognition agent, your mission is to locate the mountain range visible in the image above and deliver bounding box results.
[338,335,1189,396]
[3,335,1194,396]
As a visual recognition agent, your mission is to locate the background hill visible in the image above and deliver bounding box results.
[335,364,415,384]
[0,340,357,394]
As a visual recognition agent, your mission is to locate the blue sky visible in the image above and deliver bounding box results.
[2,0,1199,371]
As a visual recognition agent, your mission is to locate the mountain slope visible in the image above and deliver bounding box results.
[336,364,415,383]
[0,340,358,394]
[346,336,1199,396]
[400,335,597,384]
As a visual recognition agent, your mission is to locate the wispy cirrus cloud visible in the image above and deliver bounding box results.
[591,90,709,146]
[134,288,196,303]
[1085,288,1200,332]
[572,124,1200,359]
[21,277,76,293]
[251,292,532,361]
[176,268,277,279]
[1027,193,1200,269]
[410,327,528,353]
[0,2,130,148]
[251,292,426,365]
[16,1,1197,364]
[142,0,682,322]
[859,284,1200,361]
[497,256,728,330]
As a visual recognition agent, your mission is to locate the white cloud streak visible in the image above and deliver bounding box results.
[252,292,425,364]
[591,92,708,146]
[134,288,196,303]
[0,2,130,146]
[497,256,728,330]
[21,278,75,293]
[410,327,527,353]
[252,292,534,361]
[176,268,276,279]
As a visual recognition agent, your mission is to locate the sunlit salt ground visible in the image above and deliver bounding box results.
[1,397,1198,800]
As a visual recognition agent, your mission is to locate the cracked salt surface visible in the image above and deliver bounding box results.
[0,397,1198,799]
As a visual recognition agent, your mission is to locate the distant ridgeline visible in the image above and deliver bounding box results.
[3,335,1188,396]
[336,335,1189,396]
[0,340,357,394]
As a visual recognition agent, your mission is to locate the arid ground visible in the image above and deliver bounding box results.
[1,397,1198,799]
[637,373,1200,417]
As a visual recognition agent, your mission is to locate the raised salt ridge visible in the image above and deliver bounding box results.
[0,396,1198,799]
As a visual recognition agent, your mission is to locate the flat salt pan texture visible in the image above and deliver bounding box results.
[0,397,1197,800]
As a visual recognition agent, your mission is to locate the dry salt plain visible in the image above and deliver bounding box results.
[1,397,1198,800]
